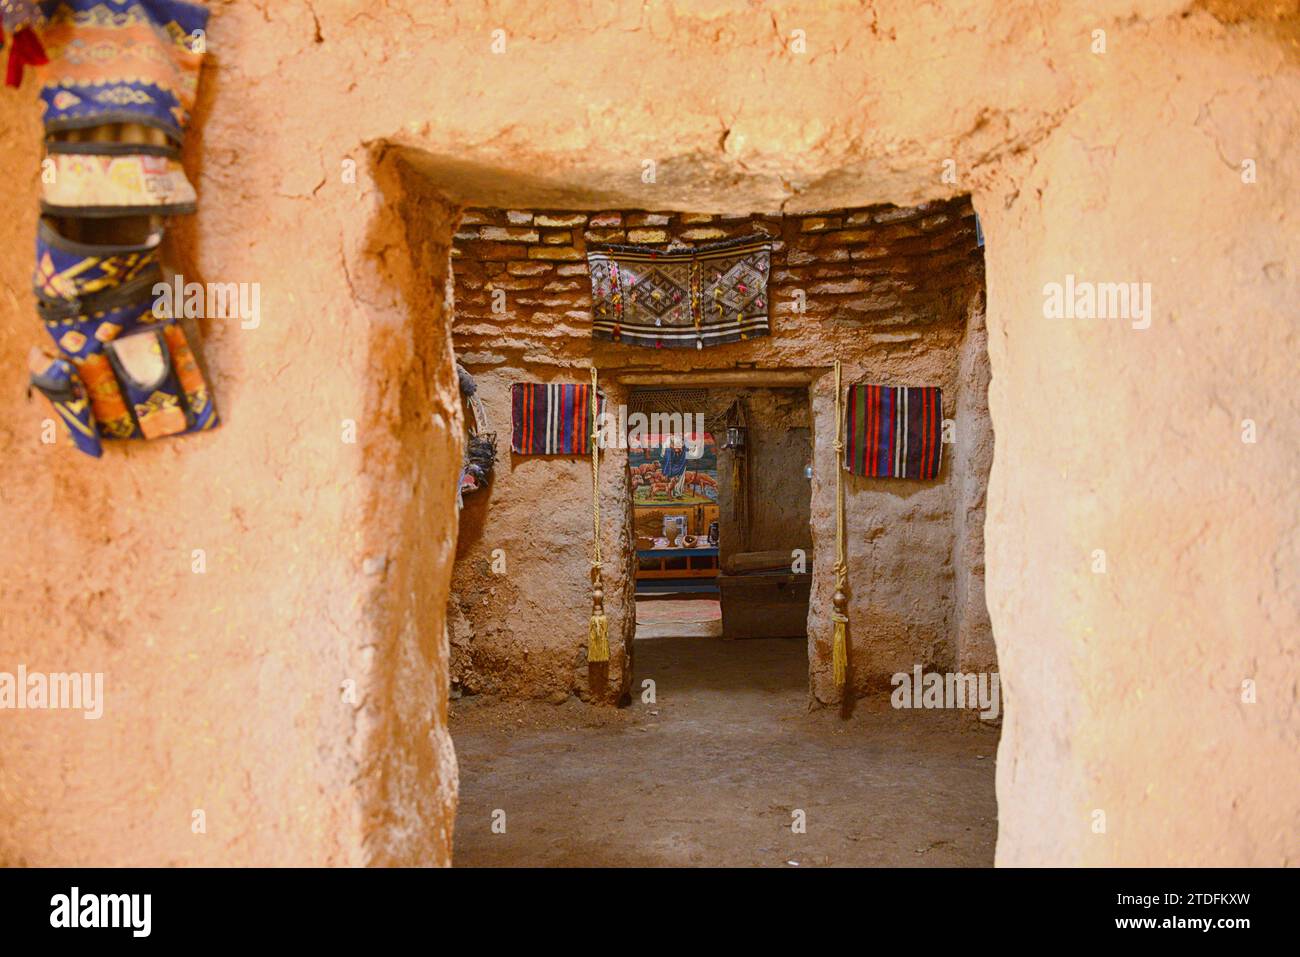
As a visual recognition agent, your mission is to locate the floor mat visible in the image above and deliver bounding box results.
[635,599,722,624]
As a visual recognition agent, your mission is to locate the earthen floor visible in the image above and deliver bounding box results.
[451,636,999,866]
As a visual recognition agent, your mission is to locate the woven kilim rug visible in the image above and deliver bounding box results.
[510,382,603,455]
[843,385,943,479]
[587,234,772,349]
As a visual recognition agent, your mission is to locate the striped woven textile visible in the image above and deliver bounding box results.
[843,385,943,479]
[587,234,772,349]
[510,383,602,455]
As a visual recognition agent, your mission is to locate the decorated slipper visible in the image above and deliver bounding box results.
[36,0,209,141]
[33,217,163,440]
[161,320,218,433]
[104,326,189,440]
[33,216,162,307]
[41,139,198,217]
[27,347,102,458]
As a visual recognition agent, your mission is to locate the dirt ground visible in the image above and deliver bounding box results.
[451,636,999,867]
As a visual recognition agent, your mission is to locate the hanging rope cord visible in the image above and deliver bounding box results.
[831,360,849,687]
[587,365,609,662]
[590,366,602,571]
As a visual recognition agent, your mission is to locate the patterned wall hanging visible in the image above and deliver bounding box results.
[510,382,604,455]
[843,384,943,479]
[587,234,772,349]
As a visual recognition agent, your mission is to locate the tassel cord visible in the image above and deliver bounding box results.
[588,366,609,662]
[831,360,849,687]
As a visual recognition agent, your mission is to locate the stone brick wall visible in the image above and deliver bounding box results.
[452,199,981,370]
[448,197,993,704]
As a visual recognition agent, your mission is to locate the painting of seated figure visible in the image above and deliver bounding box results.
[629,432,719,505]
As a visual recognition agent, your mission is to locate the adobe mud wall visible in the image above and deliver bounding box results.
[951,295,995,675]
[709,386,814,558]
[0,27,464,866]
[446,201,991,703]
[0,0,1294,868]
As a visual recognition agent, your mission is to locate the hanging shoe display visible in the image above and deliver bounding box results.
[19,1,218,457]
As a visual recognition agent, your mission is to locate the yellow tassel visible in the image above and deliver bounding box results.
[832,613,848,686]
[588,612,609,663]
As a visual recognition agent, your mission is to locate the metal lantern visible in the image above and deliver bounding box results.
[721,426,747,449]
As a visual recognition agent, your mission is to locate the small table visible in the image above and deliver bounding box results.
[635,546,719,579]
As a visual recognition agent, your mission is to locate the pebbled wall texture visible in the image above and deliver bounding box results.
[0,0,1296,866]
